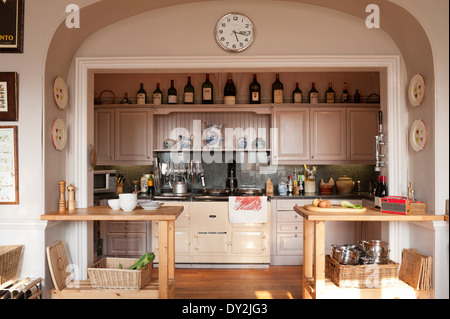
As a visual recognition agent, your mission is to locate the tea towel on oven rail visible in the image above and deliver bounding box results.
[228,196,268,224]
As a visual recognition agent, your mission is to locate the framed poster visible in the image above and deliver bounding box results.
[0,0,24,53]
[0,126,19,205]
[0,72,18,121]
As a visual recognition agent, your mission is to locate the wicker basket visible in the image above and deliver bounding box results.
[325,255,399,288]
[87,257,152,290]
[0,245,23,285]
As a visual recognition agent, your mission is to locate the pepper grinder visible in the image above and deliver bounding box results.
[67,185,75,211]
[59,180,66,214]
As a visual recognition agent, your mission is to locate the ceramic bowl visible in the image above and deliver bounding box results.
[139,201,164,210]
[119,193,137,212]
[108,199,120,210]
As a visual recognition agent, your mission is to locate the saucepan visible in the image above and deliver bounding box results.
[357,240,390,257]
[331,244,362,265]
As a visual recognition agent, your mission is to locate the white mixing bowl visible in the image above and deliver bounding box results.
[108,199,120,210]
[119,193,137,212]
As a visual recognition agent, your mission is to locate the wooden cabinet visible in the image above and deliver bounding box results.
[346,108,379,161]
[272,107,309,164]
[311,107,347,161]
[273,105,379,164]
[105,221,148,257]
[94,107,153,164]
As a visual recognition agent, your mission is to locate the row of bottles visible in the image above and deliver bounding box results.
[121,74,364,105]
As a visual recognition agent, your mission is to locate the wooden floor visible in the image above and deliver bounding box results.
[166,266,303,299]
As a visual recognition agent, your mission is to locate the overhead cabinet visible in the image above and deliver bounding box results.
[94,107,153,165]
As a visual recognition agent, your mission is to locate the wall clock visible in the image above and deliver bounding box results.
[215,13,254,52]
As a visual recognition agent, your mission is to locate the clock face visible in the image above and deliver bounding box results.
[215,13,254,52]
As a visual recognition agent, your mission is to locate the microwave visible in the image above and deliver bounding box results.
[93,170,116,193]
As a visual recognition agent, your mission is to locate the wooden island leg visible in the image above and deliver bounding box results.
[303,219,313,299]
[314,220,326,299]
[158,220,169,299]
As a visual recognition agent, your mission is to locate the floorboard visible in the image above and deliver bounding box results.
[165,266,303,299]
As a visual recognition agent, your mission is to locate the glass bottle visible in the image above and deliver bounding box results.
[272,73,284,103]
[167,80,177,104]
[293,82,303,103]
[341,82,350,103]
[152,83,162,105]
[184,76,194,104]
[224,73,236,105]
[309,82,319,104]
[325,82,335,103]
[202,74,214,104]
[249,74,261,104]
[354,89,361,103]
[136,83,147,105]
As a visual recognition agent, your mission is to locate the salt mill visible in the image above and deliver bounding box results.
[59,180,66,214]
[67,185,75,211]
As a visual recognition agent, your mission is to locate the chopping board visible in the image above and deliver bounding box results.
[304,204,366,213]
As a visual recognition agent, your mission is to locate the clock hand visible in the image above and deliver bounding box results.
[232,30,239,42]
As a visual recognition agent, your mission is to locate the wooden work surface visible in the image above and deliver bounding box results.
[294,205,444,222]
[40,205,183,221]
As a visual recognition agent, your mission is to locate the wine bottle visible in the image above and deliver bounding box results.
[224,73,236,105]
[184,76,194,104]
[375,175,388,209]
[374,175,381,208]
[120,92,132,104]
[341,82,350,103]
[136,83,147,105]
[152,83,163,105]
[272,73,284,103]
[309,82,319,104]
[249,74,261,104]
[293,82,303,103]
[202,74,214,104]
[325,82,335,103]
[168,80,177,104]
[354,89,361,103]
[147,173,154,198]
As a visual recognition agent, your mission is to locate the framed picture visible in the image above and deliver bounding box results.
[0,72,18,121]
[0,0,24,53]
[0,126,19,205]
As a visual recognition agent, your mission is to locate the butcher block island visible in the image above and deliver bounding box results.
[294,205,443,299]
[41,206,183,299]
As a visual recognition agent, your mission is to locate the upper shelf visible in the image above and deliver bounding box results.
[94,103,380,114]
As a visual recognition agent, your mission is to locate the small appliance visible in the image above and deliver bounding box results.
[93,170,116,194]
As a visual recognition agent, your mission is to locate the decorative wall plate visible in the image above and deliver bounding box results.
[409,119,427,152]
[408,74,425,107]
[51,118,67,151]
[53,76,68,109]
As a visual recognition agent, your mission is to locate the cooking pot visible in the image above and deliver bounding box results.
[331,244,361,265]
[336,175,355,193]
[358,240,390,257]
[172,181,187,194]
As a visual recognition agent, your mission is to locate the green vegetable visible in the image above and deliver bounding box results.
[119,263,122,269]
[129,252,155,270]
[341,200,363,209]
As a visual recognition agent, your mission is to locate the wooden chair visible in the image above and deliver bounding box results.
[46,241,165,299]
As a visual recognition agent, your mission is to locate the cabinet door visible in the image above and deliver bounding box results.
[273,107,309,164]
[107,233,147,256]
[311,108,346,161]
[114,108,153,162]
[231,231,266,255]
[347,108,378,161]
[94,108,114,164]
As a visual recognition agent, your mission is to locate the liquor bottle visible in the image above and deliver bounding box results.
[288,175,293,194]
[147,173,154,198]
[375,175,388,209]
[272,73,284,103]
[202,73,214,104]
[341,82,350,103]
[325,82,335,103]
[136,83,147,104]
[120,92,132,104]
[168,80,177,104]
[293,82,303,103]
[309,82,319,104]
[224,73,236,105]
[249,74,261,104]
[184,76,194,104]
[354,89,361,103]
[152,83,163,105]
